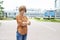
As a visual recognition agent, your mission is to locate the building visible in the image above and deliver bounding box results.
[4,9,43,19]
[55,0,60,18]
[4,8,60,19]
[55,0,60,8]
[44,10,55,18]
[4,11,18,19]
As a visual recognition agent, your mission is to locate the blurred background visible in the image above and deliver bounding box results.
[0,0,60,22]
[0,0,60,40]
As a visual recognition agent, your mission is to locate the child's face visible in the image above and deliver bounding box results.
[20,10,25,15]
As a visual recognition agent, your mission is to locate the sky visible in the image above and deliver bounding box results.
[2,0,55,11]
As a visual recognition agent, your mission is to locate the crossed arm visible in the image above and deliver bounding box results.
[16,16,31,26]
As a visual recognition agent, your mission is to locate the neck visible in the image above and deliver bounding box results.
[21,14,23,16]
[19,13,24,16]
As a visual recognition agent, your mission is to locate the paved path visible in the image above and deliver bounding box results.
[0,20,60,40]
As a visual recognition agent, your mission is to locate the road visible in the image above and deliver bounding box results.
[0,20,60,40]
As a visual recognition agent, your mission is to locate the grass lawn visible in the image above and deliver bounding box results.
[0,17,14,20]
[32,18,60,22]
[0,17,60,22]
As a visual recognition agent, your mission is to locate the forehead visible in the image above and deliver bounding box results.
[19,6,26,9]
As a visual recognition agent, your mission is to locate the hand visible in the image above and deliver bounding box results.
[22,22,27,26]
[27,21,31,25]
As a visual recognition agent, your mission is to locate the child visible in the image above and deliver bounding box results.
[16,5,31,40]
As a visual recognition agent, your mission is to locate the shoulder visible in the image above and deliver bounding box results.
[16,14,21,19]
[24,16,27,18]
[24,16,28,20]
[16,14,20,18]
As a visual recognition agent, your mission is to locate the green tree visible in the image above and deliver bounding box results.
[0,1,4,20]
